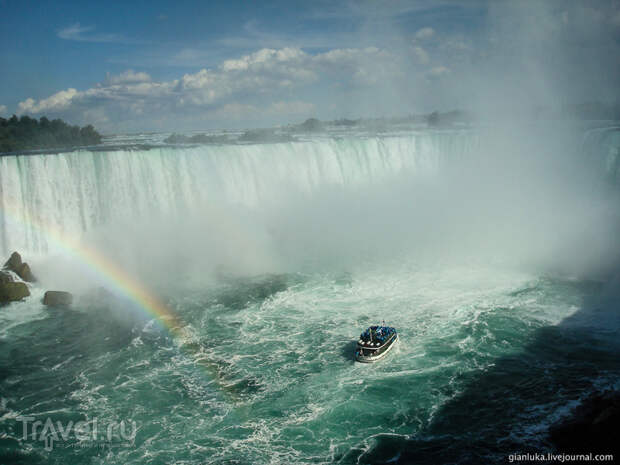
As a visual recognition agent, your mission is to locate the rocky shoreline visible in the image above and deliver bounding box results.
[0,251,72,306]
[0,251,33,303]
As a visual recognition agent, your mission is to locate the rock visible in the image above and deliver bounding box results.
[0,281,30,303]
[43,290,73,307]
[3,251,36,282]
[0,270,30,303]
[16,262,35,282]
[0,253,34,303]
[4,251,22,271]
[0,270,13,284]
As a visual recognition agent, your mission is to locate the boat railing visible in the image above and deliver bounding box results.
[357,333,397,349]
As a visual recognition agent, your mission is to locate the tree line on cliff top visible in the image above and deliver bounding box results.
[0,115,102,153]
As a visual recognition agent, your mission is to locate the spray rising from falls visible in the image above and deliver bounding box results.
[0,133,474,274]
[0,126,619,290]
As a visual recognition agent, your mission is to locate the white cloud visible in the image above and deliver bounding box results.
[312,47,400,85]
[0,105,7,115]
[57,23,128,43]
[211,100,315,120]
[415,27,435,40]
[440,38,472,53]
[104,70,151,86]
[221,47,307,72]
[18,88,79,114]
[15,46,405,130]
[412,46,430,64]
[313,46,381,65]
[12,1,618,132]
[58,23,92,40]
[216,18,363,52]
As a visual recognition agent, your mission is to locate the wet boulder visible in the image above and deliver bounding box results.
[0,273,30,303]
[16,262,35,282]
[43,290,73,307]
[0,270,12,284]
[4,251,22,271]
[3,251,36,282]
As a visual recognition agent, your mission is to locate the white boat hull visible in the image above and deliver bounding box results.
[355,333,398,363]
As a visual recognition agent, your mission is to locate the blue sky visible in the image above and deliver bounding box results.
[1,0,619,132]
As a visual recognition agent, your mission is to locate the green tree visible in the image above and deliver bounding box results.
[0,115,103,153]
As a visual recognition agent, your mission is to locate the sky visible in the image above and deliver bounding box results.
[0,0,619,133]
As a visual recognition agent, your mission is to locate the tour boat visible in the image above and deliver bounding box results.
[355,325,398,363]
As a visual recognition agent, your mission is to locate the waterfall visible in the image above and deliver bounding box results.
[0,132,477,255]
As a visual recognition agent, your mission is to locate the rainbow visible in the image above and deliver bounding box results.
[1,199,183,333]
[0,198,239,399]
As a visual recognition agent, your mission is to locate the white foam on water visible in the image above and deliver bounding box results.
[0,286,47,339]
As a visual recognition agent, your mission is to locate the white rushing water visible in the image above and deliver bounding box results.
[0,132,479,255]
[2,126,619,283]
[0,131,486,291]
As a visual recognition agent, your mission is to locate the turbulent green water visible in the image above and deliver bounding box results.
[1,127,620,463]
[2,265,619,464]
